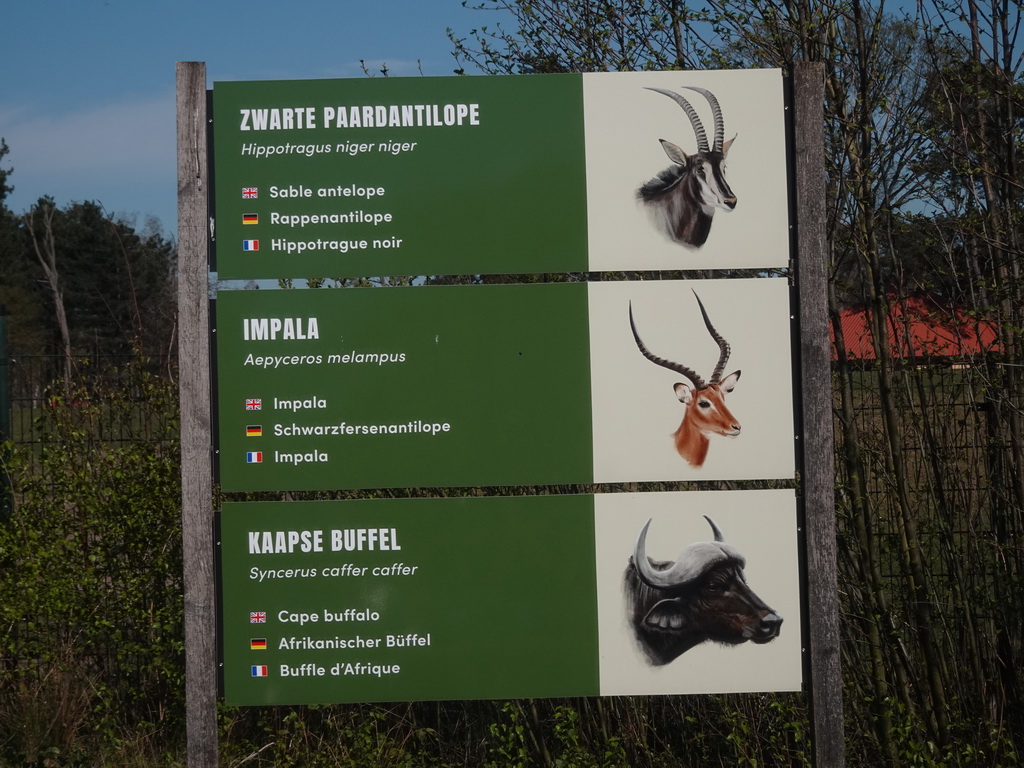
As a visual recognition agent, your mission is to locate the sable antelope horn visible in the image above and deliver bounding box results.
[629,302,707,391]
[682,86,726,154]
[691,291,731,386]
[645,87,709,154]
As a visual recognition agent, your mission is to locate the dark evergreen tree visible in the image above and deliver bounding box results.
[42,200,176,356]
[0,143,50,354]
[4,194,175,356]
[0,138,13,206]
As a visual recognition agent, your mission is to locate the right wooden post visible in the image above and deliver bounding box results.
[793,61,845,768]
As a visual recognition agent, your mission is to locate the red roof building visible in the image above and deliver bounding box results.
[833,295,1001,361]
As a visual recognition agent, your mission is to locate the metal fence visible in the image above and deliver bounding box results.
[2,352,178,450]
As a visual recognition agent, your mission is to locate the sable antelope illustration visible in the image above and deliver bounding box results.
[637,87,737,248]
[624,515,782,665]
[629,292,741,468]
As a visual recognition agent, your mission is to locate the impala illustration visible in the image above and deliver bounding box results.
[637,87,737,248]
[629,292,741,467]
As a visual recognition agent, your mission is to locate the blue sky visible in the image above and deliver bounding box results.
[0,0,490,237]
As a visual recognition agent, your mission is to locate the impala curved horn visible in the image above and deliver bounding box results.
[629,302,707,391]
[691,291,731,386]
[645,87,709,154]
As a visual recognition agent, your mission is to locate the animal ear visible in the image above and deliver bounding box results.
[722,133,737,155]
[720,370,741,393]
[674,382,693,404]
[642,598,688,631]
[659,139,690,166]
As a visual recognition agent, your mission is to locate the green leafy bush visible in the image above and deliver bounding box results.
[0,362,184,766]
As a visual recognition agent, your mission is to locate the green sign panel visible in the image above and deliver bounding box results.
[213,75,588,279]
[216,283,593,491]
[221,495,599,705]
[220,490,804,705]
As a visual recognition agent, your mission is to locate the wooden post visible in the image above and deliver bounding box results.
[176,61,218,768]
[793,62,845,767]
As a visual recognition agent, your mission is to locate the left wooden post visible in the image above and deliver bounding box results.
[176,61,218,768]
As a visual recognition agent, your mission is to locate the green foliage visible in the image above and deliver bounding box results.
[447,0,716,75]
[867,696,1022,768]
[0,359,184,766]
[218,704,443,768]
[483,701,531,767]
[551,705,627,767]
[721,696,811,767]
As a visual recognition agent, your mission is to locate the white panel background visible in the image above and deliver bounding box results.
[583,69,790,271]
[594,490,803,696]
[589,278,796,482]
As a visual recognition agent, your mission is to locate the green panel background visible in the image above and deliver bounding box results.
[213,75,588,279]
[216,284,593,491]
[221,496,599,705]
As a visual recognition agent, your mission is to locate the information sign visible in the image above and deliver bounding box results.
[215,278,796,491]
[212,69,789,278]
[180,61,836,758]
[220,490,802,705]
[215,282,593,490]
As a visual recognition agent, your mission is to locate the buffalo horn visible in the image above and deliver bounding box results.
[633,517,742,589]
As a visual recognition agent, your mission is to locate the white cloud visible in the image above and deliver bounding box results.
[0,92,178,230]
[1,92,175,174]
